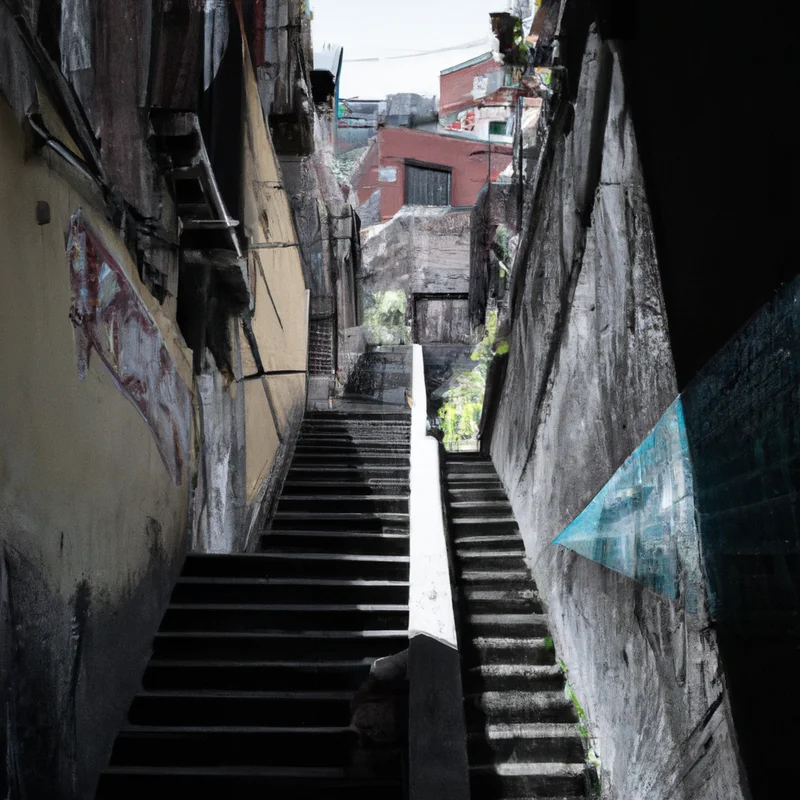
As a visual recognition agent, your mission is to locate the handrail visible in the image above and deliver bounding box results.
[408,343,470,800]
[409,343,458,645]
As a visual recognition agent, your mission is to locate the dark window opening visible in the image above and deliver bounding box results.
[405,163,452,206]
[489,120,507,136]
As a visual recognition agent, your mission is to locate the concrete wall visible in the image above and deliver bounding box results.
[190,26,309,555]
[360,208,472,299]
[0,11,312,796]
[237,38,309,546]
[0,96,191,798]
[488,28,747,800]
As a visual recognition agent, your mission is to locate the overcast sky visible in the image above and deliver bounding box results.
[310,0,516,99]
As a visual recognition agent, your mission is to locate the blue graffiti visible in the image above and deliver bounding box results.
[554,398,701,606]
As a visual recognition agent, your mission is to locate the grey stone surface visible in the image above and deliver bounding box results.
[361,208,472,295]
[488,26,747,800]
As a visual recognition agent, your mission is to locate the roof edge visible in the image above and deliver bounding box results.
[440,51,494,77]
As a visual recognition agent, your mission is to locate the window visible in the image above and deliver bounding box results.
[404,163,452,206]
[489,120,507,137]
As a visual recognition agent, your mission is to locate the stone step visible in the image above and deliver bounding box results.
[453,534,525,551]
[291,453,410,467]
[460,570,531,587]
[469,761,588,797]
[298,430,410,443]
[287,466,410,482]
[281,481,410,496]
[275,495,409,514]
[448,488,508,500]
[461,587,542,614]
[445,471,502,481]
[450,500,513,512]
[450,517,519,536]
[110,725,359,767]
[152,630,409,661]
[465,690,576,725]
[96,768,403,799]
[445,480,505,492]
[295,440,411,451]
[182,553,410,581]
[294,445,412,457]
[464,664,564,693]
[143,659,374,692]
[465,613,549,637]
[467,636,556,666]
[304,412,410,422]
[456,552,528,572]
[467,722,585,765]
[270,512,409,533]
[171,577,409,605]
[445,467,498,478]
[261,531,409,556]
[160,603,409,632]
[456,549,527,559]
[128,690,355,727]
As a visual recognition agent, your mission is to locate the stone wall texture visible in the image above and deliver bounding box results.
[489,28,747,800]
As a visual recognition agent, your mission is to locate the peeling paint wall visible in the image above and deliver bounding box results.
[0,3,314,794]
[487,24,747,800]
[192,20,310,554]
[238,29,308,531]
[0,96,191,798]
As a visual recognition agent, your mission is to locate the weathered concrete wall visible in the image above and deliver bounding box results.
[361,208,472,296]
[489,28,747,799]
[191,27,309,554]
[238,47,309,542]
[0,10,313,796]
[0,96,191,798]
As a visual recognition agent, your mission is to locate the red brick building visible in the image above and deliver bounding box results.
[351,126,512,223]
[439,52,504,118]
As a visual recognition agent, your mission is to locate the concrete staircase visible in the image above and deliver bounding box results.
[95,411,411,799]
[308,318,334,375]
[444,452,594,799]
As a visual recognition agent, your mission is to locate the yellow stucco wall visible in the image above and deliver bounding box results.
[239,45,309,502]
[0,95,192,601]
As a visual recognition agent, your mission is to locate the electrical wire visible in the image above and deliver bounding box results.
[345,38,488,63]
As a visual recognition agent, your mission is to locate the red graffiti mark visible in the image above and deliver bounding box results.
[66,211,191,485]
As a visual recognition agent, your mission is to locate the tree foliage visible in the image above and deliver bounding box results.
[363,291,410,345]
[438,312,499,448]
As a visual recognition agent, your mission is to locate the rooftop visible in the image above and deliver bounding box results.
[440,51,495,77]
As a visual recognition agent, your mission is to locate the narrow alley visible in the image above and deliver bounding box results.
[1,2,798,800]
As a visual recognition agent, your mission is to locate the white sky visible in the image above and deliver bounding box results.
[310,0,516,99]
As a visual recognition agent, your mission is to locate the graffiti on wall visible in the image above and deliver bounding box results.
[66,210,191,485]
[554,399,703,610]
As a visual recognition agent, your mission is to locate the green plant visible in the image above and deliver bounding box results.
[438,312,500,447]
[506,18,531,69]
[558,666,603,796]
[565,682,585,719]
[363,291,410,345]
